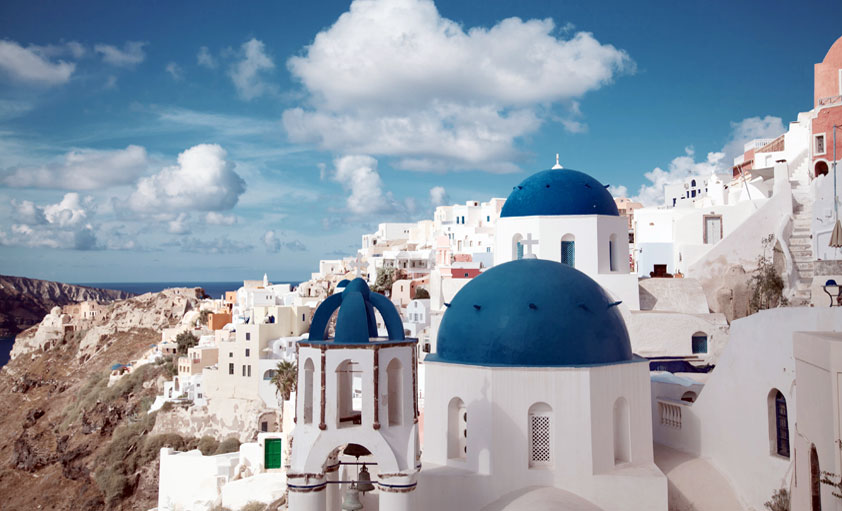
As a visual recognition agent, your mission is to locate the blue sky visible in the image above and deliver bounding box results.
[0,0,839,283]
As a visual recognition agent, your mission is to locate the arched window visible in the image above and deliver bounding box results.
[528,402,552,468]
[303,358,314,424]
[512,234,524,260]
[609,233,618,272]
[680,391,697,403]
[691,332,708,354]
[811,444,822,510]
[387,358,402,426]
[336,359,362,426]
[613,397,631,464]
[263,369,277,381]
[691,179,696,187]
[768,389,789,458]
[561,234,575,267]
[448,397,467,460]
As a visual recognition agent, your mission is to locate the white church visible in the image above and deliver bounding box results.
[287,162,666,510]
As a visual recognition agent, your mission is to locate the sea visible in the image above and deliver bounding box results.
[0,280,301,369]
[75,281,300,300]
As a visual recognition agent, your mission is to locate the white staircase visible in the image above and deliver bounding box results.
[789,157,814,305]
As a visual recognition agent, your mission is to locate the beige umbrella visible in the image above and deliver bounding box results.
[831,219,842,247]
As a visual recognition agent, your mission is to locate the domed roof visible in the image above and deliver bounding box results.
[432,259,632,367]
[307,278,405,344]
[500,169,619,218]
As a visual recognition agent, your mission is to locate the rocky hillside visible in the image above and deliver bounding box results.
[0,288,205,510]
[0,275,133,336]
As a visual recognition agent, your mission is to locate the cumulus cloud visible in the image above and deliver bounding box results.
[95,41,147,67]
[229,38,274,100]
[129,144,246,213]
[167,213,191,234]
[721,115,786,166]
[166,236,253,254]
[607,185,628,198]
[2,193,99,250]
[262,230,307,252]
[0,40,75,85]
[332,155,393,215]
[284,0,632,171]
[197,46,217,69]
[618,115,785,206]
[1,145,148,190]
[631,148,724,206]
[205,212,237,225]
[165,62,183,80]
[429,186,449,207]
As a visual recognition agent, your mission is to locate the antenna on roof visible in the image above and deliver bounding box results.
[552,153,563,170]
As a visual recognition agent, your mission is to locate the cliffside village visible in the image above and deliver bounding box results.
[27,37,842,511]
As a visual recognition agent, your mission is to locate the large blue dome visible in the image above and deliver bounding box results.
[431,259,632,367]
[500,169,619,218]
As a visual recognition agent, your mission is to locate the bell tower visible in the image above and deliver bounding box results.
[287,278,420,511]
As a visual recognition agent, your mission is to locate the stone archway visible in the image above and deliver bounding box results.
[815,160,829,177]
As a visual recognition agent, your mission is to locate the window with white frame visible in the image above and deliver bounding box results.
[815,133,826,155]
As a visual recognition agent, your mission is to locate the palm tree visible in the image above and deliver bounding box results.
[271,360,298,401]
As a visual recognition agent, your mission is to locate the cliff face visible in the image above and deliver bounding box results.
[0,288,202,510]
[0,275,133,336]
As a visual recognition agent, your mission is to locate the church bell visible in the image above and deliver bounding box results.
[341,486,364,510]
[357,464,375,493]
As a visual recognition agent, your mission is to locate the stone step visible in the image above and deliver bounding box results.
[792,253,814,261]
[796,261,814,270]
[789,238,811,247]
[800,270,815,279]
[791,229,812,236]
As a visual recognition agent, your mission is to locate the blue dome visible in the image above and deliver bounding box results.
[432,259,632,367]
[500,169,619,218]
[307,278,405,344]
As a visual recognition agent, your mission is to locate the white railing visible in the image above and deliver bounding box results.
[657,397,689,429]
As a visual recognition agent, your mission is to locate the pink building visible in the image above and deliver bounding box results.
[812,36,842,178]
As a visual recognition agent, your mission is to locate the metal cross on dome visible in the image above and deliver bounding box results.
[522,233,539,259]
[349,255,366,279]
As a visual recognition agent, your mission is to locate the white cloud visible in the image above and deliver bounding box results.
[620,115,785,206]
[166,236,253,254]
[0,40,75,85]
[722,115,786,165]
[607,185,628,198]
[229,38,275,100]
[1,145,149,190]
[129,143,246,213]
[197,46,217,69]
[429,186,449,206]
[205,212,237,225]
[167,213,191,234]
[333,155,393,215]
[165,62,183,80]
[284,0,631,171]
[104,75,118,90]
[95,41,147,67]
[2,193,99,250]
[630,148,724,206]
[262,230,307,252]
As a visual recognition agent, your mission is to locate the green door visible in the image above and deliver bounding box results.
[264,438,282,469]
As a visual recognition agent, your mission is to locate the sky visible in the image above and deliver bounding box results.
[0,0,839,283]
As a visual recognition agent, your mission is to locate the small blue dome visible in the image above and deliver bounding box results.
[500,169,619,218]
[307,278,405,344]
[432,259,632,367]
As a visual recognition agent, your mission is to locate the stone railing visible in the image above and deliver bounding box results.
[657,397,690,429]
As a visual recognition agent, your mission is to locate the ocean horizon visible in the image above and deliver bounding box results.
[74,281,301,299]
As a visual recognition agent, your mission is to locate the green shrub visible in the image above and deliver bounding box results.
[240,502,266,511]
[764,488,789,511]
[198,436,220,455]
[176,331,199,355]
[93,468,130,505]
[414,287,430,299]
[215,437,241,454]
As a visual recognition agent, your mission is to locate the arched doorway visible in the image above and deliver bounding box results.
[815,160,829,177]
